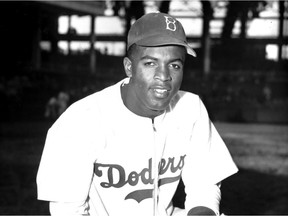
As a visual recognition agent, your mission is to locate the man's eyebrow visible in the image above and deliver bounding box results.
[172,58,185,64]
[140,55,157,61]
[140,55,184,64]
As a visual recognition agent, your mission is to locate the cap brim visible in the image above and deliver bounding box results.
[135,35,196,57]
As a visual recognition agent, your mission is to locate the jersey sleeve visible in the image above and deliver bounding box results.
[49,201,89,215]
[181,96,238,214]
[36,101,105,203]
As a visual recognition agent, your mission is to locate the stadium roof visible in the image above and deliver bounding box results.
[38,1,106,16]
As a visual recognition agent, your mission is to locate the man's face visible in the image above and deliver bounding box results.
[123,45,186,118]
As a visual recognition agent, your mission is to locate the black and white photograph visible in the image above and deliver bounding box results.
[0,0,287,215]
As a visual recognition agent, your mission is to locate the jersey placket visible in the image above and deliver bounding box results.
[152,117,168,216]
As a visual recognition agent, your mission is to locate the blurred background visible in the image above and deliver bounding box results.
[0,0,287,214]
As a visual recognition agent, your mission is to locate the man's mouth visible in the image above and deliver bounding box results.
[154,89,167,94]
[152,88,170,98]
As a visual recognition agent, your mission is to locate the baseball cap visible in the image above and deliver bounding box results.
[127,12,196,57]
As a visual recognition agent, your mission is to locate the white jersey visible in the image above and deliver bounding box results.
[37,78,238,216]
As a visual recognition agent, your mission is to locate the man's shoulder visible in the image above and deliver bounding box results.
[50,82,119,125]
[172,90,201,107]
[50,81,121,128]
[71,80,121,109]
[178,90,199,99]
[166,91,203,123]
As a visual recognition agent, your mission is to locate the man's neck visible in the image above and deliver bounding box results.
[120,83,164,119]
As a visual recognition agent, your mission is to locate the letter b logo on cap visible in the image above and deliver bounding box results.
[164,16,176,32]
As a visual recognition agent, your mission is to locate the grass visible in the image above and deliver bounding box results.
[0,121,287,214]
[0,121,50,214]
[216,123,288,215]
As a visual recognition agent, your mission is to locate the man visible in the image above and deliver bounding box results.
[37,12,238,216]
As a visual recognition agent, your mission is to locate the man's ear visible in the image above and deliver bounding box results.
[123,57,132,78]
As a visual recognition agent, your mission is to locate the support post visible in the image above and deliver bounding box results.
[68,15,72,55]
[202,1,213,76]
[32,11,41,70]
[278,0,284,62]
[90,15,96,74]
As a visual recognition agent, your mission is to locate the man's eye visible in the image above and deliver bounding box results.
[170,64,181,69]
[144,62,155,66]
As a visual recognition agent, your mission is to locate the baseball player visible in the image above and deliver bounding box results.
[37,12,238,216]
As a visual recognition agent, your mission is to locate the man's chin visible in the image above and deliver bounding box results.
[149,104,169,114]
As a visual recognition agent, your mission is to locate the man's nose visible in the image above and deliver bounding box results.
[155,65,172,81]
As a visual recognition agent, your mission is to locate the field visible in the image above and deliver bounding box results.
[0,121,287,215]
[216,123,288,215]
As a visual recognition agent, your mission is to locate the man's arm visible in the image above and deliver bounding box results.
[188,206,216,215]
[185,183,221,216]
[182,96,237,216]
[49,201,89,216]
